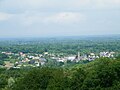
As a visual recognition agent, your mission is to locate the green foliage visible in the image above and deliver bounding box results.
[47,69,69,90]
[0,37,120,89]
[0,57,120,90]
[13,68,70,90]
[7,77,15,89]
[71,68,86,90]
[0,74,8,89]
[0,53,8,60]
[0,53,8,65]
[0,60,5,65]
[0,38,120,54]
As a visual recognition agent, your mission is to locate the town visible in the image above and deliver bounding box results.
[0,51,115,69]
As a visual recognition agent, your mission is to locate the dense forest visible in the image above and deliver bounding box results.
[0,36,120,55]
[0,57,120,90]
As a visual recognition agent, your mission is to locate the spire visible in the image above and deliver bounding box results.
[78,51,80,60]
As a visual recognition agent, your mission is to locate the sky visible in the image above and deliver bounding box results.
[0,0,120,37]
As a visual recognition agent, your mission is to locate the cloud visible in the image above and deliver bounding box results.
[44,12,85,24]
[0,0,119,37]
[15,12,85,26]
[0,12,13,21]
[0,0,120,13]
[21,12,43,26]
[93,0,120,8]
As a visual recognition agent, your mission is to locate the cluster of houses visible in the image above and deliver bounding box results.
[2,51,47,68]
[1,51,115,68]
[52,51,115,63]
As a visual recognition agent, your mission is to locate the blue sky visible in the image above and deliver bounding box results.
[0,0,120,37]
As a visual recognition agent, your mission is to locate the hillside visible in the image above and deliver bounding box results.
[0,57,120,90]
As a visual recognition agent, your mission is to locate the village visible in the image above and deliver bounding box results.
[1,51,115,69]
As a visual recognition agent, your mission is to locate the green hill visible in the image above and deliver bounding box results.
[0,57,120,90]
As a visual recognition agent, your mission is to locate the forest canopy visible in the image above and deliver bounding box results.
[0,57,120,90]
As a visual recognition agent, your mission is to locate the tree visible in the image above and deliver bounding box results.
[8,77,15,89]
[71,68,86,90]
[13,68,52,90]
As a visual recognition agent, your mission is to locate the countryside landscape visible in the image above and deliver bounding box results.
[0,0,120,90]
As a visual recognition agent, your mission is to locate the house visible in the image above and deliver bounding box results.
[39,58,47,65]
[67,56,76,61]
[28,60,35,64]
[57,58,66,62]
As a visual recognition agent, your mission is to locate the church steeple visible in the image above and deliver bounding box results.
[78,51,80,60]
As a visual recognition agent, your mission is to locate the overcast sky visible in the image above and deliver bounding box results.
[0,0,120,37]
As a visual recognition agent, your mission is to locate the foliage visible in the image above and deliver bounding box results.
[0,57,120,90]
[0,37,120,54]
[0,37,120,89]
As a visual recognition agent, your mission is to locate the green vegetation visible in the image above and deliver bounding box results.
[0,37,120,89]
[0,37,120,55]
[0,57,120,90]
[0,53,8,66]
